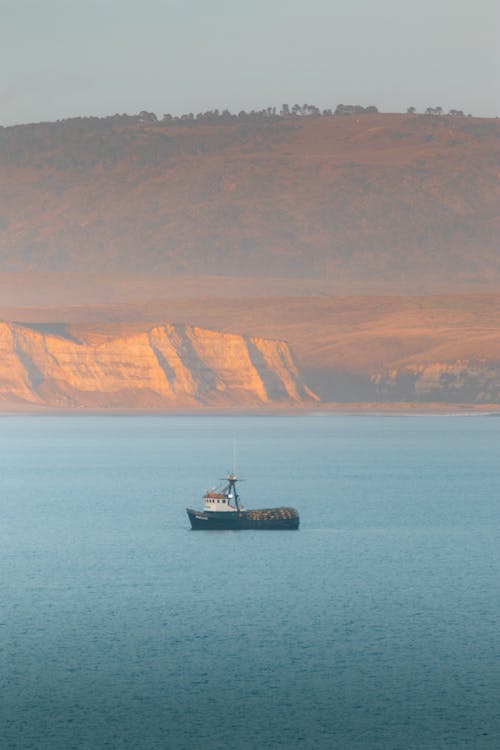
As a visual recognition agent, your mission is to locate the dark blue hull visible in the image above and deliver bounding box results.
[187,507,299,530]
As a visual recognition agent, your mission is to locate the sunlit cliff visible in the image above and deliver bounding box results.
[0,322,317,408]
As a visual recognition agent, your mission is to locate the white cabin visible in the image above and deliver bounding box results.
[203,490,239,513]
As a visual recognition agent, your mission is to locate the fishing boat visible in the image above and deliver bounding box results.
[186,472,299,530]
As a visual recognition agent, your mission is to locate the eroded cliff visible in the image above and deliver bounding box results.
[0,322,317,408]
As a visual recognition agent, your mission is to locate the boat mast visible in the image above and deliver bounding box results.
[227,437,240,510]
[226,472,240,511]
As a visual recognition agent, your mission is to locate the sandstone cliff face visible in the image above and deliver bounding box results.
[0,322,317,408]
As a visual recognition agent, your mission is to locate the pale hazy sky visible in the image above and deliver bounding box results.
[1,0,498,125]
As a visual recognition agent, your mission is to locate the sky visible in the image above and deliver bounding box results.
[0,0,498,126]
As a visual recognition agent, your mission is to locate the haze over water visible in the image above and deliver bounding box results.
[1,414,499,749]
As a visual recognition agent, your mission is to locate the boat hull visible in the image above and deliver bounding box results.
[186,507,299,530]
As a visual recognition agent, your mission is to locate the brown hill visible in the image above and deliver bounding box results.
[0,113,499,291]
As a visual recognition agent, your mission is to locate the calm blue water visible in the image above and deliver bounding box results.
[0,414,499,750]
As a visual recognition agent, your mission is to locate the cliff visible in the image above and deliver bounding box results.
[27,293,494,405]
[2,294,499,405]
[0,322,317,408]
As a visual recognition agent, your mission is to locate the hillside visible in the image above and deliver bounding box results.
[1,112,498,409]
[0,113,499,292]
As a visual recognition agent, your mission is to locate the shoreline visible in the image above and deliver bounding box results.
[1,401,499,416]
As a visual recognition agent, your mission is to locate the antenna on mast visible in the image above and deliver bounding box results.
[233,435,237,476]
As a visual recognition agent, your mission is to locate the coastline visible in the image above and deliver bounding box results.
[1,401,499,416]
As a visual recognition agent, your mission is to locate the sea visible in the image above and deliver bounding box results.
[0,414,499,750]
